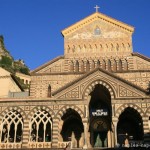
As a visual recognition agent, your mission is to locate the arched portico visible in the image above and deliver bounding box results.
[117,107,144,147]
[60,108,84,148]
[88,83,113,148]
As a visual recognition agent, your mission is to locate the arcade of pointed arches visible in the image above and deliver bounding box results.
[0,101,149,148]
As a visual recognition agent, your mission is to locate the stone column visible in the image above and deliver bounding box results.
[113,121,118,146]
[107,130,111,148]
[83,122,88,149]
[112,117,118,147]
[22,119,29,148]
[143,117,150,134]
[52,118,59,148]
[111,130,115,147]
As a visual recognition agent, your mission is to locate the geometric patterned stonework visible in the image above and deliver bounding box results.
[119,85,144,98]
[54,69,147,100]
[0,11,150,149]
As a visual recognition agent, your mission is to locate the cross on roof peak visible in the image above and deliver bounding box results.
[94,5,100,12]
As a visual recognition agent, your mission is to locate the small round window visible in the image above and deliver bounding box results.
[94,27,101,35]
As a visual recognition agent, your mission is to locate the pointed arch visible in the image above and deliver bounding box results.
[56,105,84,121]
[1,110,23,143]
[29,110,52,142]
[97,60,100,68]
[112,59,117,72]
[115,104,144,118]
[75,60,79,72]
[80,60,84,72]
[48,84,51,97]
[83,80,115,100]
[117,107,144,144]
[102,59,106,70]
[118,59,122,71]
[123,59,128,71]
[107,59,112,71]
[91,60,95,70]
[86,60,90,72]
[70,60,74,72]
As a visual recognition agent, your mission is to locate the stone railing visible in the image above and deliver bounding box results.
[0,143,22,149]
[28,142,52,148]
[58,142,70,148]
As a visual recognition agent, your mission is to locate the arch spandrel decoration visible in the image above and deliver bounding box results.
[56,105,84,121]
[27,106,55,120]
[115,104,144,118]
[1,110,23,143]
[0,106,26,121]
[82,80,115,100]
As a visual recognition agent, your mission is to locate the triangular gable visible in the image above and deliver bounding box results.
[31,56,64,74]
[53,68,147,99]
[62,12,134,37]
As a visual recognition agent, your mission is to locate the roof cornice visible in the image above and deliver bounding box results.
[62,12,134,37]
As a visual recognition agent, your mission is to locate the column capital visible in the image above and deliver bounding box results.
[82,118,88,123]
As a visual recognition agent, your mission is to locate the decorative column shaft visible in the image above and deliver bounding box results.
[22,119,29,148]
[52,118,59,148]
[83,122,88,149]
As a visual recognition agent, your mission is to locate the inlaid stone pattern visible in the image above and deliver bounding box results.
[135,57,150,70]
[37,59,64,73]
[30,74,81,97]
[116,72,150,90]
[65,20,132,58]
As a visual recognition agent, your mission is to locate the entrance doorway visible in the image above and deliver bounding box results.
[89,84,112,148]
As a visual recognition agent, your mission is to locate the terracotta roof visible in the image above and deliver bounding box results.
[52,67,147,96]
[31,56,64,74]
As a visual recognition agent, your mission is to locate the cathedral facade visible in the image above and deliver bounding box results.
[0,11,150,149]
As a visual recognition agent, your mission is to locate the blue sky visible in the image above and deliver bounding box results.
[0,0,150,70]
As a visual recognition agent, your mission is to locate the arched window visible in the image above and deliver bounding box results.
[107,59,111,71]
[1,110,23,143]
[118,59,122,71]
[30,110,52,142]
[75,61,79,72]
[91,60,95,70]
[94,26,101,35]
[123,59,128,71]
[80,60,84,72]
[48,85,51,97]
[102,60,106,70]
[113,59,117,72]
[70,61,74,72]
[97,60,100,68]
[86,61,90,72]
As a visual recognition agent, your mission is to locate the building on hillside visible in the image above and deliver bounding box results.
[0,67,28,98]
[15,72,31,86]
[0,9,150,149]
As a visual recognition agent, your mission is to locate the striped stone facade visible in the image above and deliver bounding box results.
[0,11,150,149]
